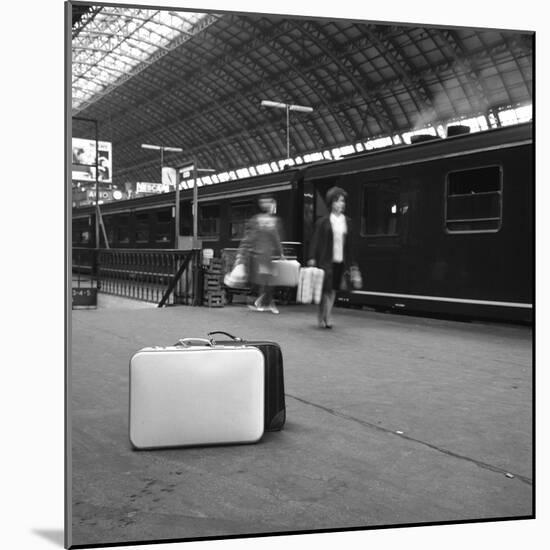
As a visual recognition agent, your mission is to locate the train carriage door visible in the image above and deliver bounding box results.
[359,178,403,298]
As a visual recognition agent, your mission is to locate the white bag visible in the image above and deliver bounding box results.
[297,267,324,304]
[312,268,324,304]
[224,262,247,288]
[349,265,363,290]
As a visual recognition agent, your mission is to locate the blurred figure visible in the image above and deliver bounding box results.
[308,186,354,328]
[238,194,284,314]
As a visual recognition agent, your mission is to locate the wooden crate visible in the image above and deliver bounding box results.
[204,291,225,308]
[204,281,222,293]
[205,258,224,274]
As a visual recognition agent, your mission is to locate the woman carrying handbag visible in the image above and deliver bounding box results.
[307,186,360,328]
[239,194,285,314]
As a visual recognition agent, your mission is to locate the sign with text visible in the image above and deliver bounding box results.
[72,287,98,308]
[136,182,170,194]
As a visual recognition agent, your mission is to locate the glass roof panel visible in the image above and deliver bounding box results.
[72,5,217,112]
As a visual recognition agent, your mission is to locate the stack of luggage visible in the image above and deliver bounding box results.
[129,331,285,450]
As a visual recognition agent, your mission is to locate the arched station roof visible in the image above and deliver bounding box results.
[71,3,533,187]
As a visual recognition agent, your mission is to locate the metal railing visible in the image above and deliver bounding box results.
[72,248,201,306]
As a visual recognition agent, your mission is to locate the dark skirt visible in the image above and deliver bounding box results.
[322,262,344,292]
[332,262,344,291]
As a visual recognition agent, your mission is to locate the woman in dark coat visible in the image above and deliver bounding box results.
[308,186,354,328]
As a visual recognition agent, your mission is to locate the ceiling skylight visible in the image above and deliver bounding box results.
[72,5,218,113]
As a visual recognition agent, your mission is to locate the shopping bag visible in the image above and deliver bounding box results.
[224,262,248,288]
[297,267,313,303]
[312,268,324,304]
[297,267,324,304]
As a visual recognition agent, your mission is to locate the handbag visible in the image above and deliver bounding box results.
[224,262,248,288]
[349,265,363,289]
[340,265,363,291]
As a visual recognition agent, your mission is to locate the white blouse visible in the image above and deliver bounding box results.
[330,213,347,263]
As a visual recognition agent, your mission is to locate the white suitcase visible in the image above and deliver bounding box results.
[129,339,265,449]
[271,259,300,287]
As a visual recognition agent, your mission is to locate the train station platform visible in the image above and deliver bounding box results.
[69,296,533,547]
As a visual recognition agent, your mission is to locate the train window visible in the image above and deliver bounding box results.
[199,204,220,237]
[230,202,254,240]
[445,166,502,232]
[155,210,172,243]
[180,202,192,236]
[135,213,150,243]
[361,181,400,236]
[116,215,130,245]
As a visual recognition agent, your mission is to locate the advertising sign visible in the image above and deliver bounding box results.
[72,138,112,183]
[136,182,170,194]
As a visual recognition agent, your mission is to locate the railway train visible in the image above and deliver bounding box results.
[72,121,533,323]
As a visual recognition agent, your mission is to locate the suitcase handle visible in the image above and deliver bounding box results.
[207,331,243,343]
[175,338,213,347]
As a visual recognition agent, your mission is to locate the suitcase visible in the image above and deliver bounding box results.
[208,331,286,431]
[271,259,301,287]
[129,338,265,449]
[297,267,324,304]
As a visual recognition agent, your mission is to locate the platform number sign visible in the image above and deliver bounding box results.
[72,287,98,308]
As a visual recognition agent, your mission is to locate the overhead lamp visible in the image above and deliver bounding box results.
[260,100,314,113]
[260,100,314,161]
[141,144,183,152]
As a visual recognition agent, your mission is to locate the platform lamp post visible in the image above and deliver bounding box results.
[178,159,216,249]
[177,159,216,307]
[141,143,184,248]
[260,100,314,164]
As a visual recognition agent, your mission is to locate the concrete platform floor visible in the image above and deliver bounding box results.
[69,297,533,547]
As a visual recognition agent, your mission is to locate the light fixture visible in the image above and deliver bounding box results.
[260,100,314,162]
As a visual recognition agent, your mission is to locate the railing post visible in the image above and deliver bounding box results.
[194,249,202,306]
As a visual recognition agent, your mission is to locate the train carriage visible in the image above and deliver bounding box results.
[72,122,533,322]
[72,168,302,250]
[300,122,533,322]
